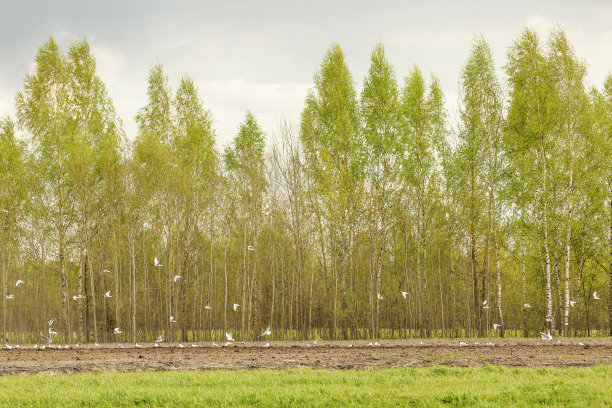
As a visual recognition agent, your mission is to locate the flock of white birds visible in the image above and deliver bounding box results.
[1,245,607,350]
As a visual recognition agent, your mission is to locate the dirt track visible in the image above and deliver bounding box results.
[0,338,610,375]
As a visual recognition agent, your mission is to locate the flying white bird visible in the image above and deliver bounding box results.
[263,341,270,348]
[48,328,57,335]
[570,301,577,307]
[377,293,384,300]
[233,303,240,311]
[226,331,234,342]
[170,315,176,323]
[247,245,255,251]
[482,300,490,309]
[102,269,111,274]
[260,325,271,337]
[593,291,600,300]
[5,294,13,299]
[48,318,57,326]
[154,257,162,267]
[41,334,52,344]
[173,275,182,283]
[104,291,112,298]
[540,331,553,341]
[135,343,143,348]
[205,300,212,310]
[114,327,122,335]
[459,341,468,347]
[15,280,25,287]
[156,335,163,343]
[72,294,86,300]
[493,323,501,331]
[401,292,408,299]
[523,303,532,308]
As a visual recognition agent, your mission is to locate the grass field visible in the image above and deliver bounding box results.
[0,366,610,407]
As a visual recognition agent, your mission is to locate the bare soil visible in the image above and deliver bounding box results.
[0,338,610,375]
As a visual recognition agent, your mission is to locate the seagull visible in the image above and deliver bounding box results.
[104,291,112,298]
[170,315,176,323]
[102,269,111,274]
[419,341,424,346]
[523,303,532,308]
[593,291,600,300]
[154,343,159,347]
[306,340,317,347]
[5,344,15,350]
[374,341,381,347]
[5,294,13,299]
[262,341,270,348]
[556,340,562,345]
[75,343,80,348]
[260,325,271,337]
[95,343,100,347]
[247,245,255,251]
[578,342,585,346]
[486,342,495,346]
[48,328,57,335]
[223,342,233,347]
[118,344,124,348]
[192,344,199,348]
[173,275,182,283]
[233,303,240,311]
[377,293,384,300]
[459,341,468,346]
[135,343,143,348]
[226,331,234,342]
[540,331,553,341]
[72,294,86,300]
[212,342,220,347]
[493,323,501,331]
[154,257,163,267]
[33,344,38,349]
[401,291,408,299]
[156,335,163,343]
[474,341,481,346]
[114,328,122,335]
[366,342,373,347]
[48,318,57,326]
[348,344,353,348]
[15,280,25,287]
[178,343,184,348]
[482,300,490,309]
[570,301,577,307]
[41,334,52,344]
[205,300,212,310]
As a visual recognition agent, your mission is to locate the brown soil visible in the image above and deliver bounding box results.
[0,338,610,375]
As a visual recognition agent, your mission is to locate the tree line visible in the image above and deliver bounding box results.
[0,27,610,344]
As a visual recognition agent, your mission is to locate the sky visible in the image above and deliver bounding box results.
[1,0,611,148]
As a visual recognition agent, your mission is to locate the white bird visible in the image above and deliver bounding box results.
[178,343,184,348]
[114,327,122,335]
[191,344,198,348]
[170,315,176,323]
[41,334,52,344]
[75,343,79,348]
[223,342,233,347]
[419,341,424,346]
[374,341,381,347]
[5,344,14,350]
[48,318,57,326]
[482,300,490,309]
[366,342,373,347]
[263,341,270,348]
[307,340,318,347]
[260,325,271,337]
[578,342,585,346]
[540,331,553,341]
[233,303,240,311]
[95,343,100,347]
[156,335,163,343]
[226,331,234,342]
[493,323,501,331]
[33,344,38,349]
[102,269,111,274]
[135,343,143,348]
[524,303,532,308]
[48,328,57,335]
[212,342,220,347]
[118,344,124,348]
[486,342,495,347]
[205,300,212,310]
[570,301,577,307]
[556,340,562,345]
[72,294,86,300]
[154,343,159,347]
[0,209,7,214]
[5,294,13,299]
[247,245,255,251]
[474,341,481,346]
[348,344,353,348]
[593,291,600,300]
[401,292,408,299]
[459,341,468,346]
[377,293,384,300]
[173,275,182,283]
[154,257,163,267]
[104,291,112,298]
[15,280,25,287]
[39,345,45,350]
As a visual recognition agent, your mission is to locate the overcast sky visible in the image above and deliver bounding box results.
[1,0,611,148]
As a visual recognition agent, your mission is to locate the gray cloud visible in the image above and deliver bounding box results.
[1,0,611,147]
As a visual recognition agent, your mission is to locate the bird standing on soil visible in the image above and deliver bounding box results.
[540,331,552,341]
[306,340,317,347]
[459,341,468,346]
[262,341,270,348]
[135,343,143,348]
